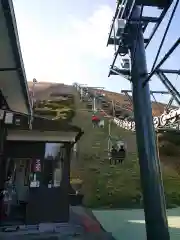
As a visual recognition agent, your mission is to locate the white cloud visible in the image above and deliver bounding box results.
[14,3,114,85]
[70,5,114,59]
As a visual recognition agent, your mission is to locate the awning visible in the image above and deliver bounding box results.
[0,0,32,115]
[7,129,80,143]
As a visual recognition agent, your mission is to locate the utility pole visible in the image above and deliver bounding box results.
[112,100,115,117]
[93,97,96,112]
[80,88,83,101]
[30,78,37,129]
[129,5,169,239]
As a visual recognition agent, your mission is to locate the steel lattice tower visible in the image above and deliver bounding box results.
[107,0,180,239]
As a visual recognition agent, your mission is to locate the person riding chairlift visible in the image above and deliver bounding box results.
[92,114,100,128]
[118,144,126,164]
[110,145,117,165]
[110,144,126,165]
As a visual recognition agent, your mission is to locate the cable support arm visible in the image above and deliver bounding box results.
[143,38,180,87]
[106,1,121,46]
[151,0,180,72]
[145,8,169,48]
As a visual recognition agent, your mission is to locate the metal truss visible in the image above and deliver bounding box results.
[106,0,180,239]
[107,0,180,97]
[75,83,180,131]
[107,0,180,130]
[121,88,180,128]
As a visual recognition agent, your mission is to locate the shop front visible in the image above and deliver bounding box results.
[0,127,83,225]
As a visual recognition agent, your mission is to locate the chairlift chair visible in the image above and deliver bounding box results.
[99,119,105,128]
[115,18,126,37]
[107,117,127,163]
[102,102,109,108]
[108,136,126,165]
[86,102,92,109]
[121,58,130,69]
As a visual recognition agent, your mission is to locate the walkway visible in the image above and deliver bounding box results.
[93,208,180,240]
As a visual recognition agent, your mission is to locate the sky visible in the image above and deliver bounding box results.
[13,0,180,104]
[44,143,62,159]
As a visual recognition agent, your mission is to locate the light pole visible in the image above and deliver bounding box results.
[29,78,37,129]
[32,78,37,109]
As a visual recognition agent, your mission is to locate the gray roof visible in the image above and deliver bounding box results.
[0,0,32,115]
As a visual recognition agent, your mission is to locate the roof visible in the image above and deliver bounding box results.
[7,129,81,143]
[7,113,84,143]
[0,0,32,115]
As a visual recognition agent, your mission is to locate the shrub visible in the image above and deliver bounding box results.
[33,99,75,121]
[158,132,180,146]
[159,141,179,156]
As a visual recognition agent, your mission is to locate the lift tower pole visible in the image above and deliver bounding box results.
[129,5,169,239]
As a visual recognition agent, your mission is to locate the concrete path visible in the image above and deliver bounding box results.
[93,208,180,240]
[70,206,115,239]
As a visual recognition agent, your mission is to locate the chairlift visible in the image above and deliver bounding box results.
[99,119,105,128]
[121,58,130,69]
[86,102,92,109]
[92,114,100,128]
[107,120,126,165]
[115,18,126,37]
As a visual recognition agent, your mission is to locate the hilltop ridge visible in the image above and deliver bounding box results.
[28,81,165,117]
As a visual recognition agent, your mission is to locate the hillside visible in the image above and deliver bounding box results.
[29,82,75,121]
[27,81,180,208]
[91,89,165,116]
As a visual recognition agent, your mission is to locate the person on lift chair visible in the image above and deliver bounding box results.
[118,144,126,164]
[92,114,100,128]
[110,145,118,165]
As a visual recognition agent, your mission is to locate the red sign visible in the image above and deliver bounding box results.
[34,159,41,172]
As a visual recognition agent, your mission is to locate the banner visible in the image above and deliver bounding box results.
[34,159,41,172]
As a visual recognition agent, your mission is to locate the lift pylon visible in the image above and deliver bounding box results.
[106,0,180,239]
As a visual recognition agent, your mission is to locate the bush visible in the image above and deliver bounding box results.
[34,108,57,117]
[158,132,180,146]
[159,141,179,156]
[162,165,180,207]
[34,99,75,121]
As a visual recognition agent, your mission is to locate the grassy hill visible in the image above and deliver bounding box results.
[91,89,165,116]
[28,81,180,208]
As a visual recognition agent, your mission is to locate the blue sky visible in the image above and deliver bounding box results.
[13,0,180,104]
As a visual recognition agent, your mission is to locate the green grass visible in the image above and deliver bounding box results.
[71,90,180,209]
[34,88,180,209]
[75,150,180,209]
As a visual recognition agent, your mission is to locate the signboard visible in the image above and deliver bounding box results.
[5,112,13,124]
[34,159,41,172]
